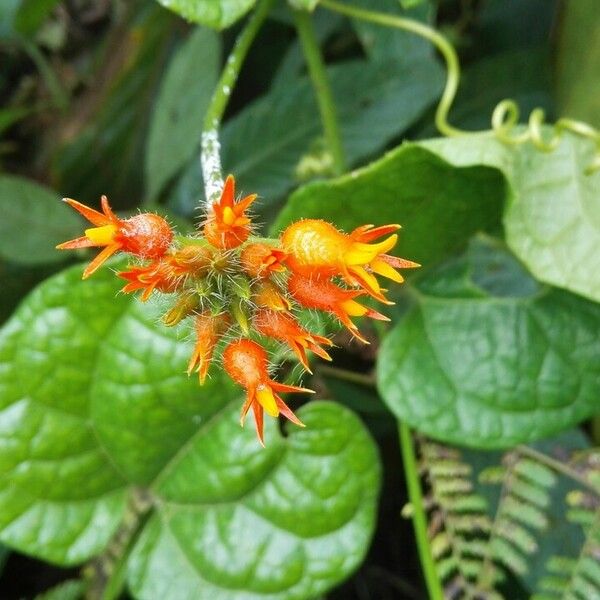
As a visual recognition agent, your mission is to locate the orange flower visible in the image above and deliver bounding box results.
[282,219,418,303]
[240,242,287,278]
[288,273,389,344]
[253,308,332,372]
[253,280,291,311]
[204,175,257,249]
[188,312,230,384]
[223,338,309,446]
[118,259,179,301]
[57,195,173,278]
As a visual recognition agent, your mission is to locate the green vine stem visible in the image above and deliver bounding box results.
[293,9,346,175]
[320,0,600,174]
[399,422,445,600]
[83,488,153,600]
[201,0,276,208]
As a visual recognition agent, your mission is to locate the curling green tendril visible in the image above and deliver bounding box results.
[320,0,600,174]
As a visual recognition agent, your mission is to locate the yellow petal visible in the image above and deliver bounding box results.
[350,265,381,295]
[344,234,398,266]
[340,299,368,317]
[256,385,279,417]
[371,258,404,283]
[84,224,117,246]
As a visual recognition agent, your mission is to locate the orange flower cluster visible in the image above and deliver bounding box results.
[58,175,418,445]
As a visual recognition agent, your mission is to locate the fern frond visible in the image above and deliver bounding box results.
[532,448,600,600]
[477,450,556,590]
[417,439,499,598]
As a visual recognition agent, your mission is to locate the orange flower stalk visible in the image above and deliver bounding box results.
[254,309,333,372]
[288,273,389,344]
[56,174,418,445]
[57,195,173,278]
[240,242,287,278]
[204,175,257,249]
[188,312,230,384]
[168,245,214,277]
[223,339,309,446]
[281,219,418,303]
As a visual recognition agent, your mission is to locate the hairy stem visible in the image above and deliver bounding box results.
[399,422,445,600]
[293,9,346,174]
[201,0,275,208]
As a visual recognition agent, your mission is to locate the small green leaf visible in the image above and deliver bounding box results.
[556,0,600,127]
[288,0,320,10]
[377,239,600,448]
[273,144,504,266]
[146,27,220,201]
[34,580,86,600]
[0,175,82,266]
[352,0,431,64]
[423,131,600,303]
[15,0,61,36]
[0,262,381,596]
[155,0,257,30]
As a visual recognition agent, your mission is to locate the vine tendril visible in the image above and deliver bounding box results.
[320,0,600,174]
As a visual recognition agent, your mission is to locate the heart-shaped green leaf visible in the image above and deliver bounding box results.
[155,0,257,30]
[377,237,600,448]
[422,131,600,303]
[272,143,505,266]
[0,262,380,597]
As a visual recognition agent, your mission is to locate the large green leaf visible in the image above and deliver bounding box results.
[272,143,505,266]
[0,265,129,564]
[377,237,600,449]
[423,131,600,303]
[0,175,82,266]
[0,263,380,596]
[155,0,256,30]
[145,27,220,201]
[171,55,443,214]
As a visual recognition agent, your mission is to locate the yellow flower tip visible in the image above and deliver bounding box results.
[84,224,118,245]
[222,206,237,226]
[256,386,279,417]
[340,299,368,317]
